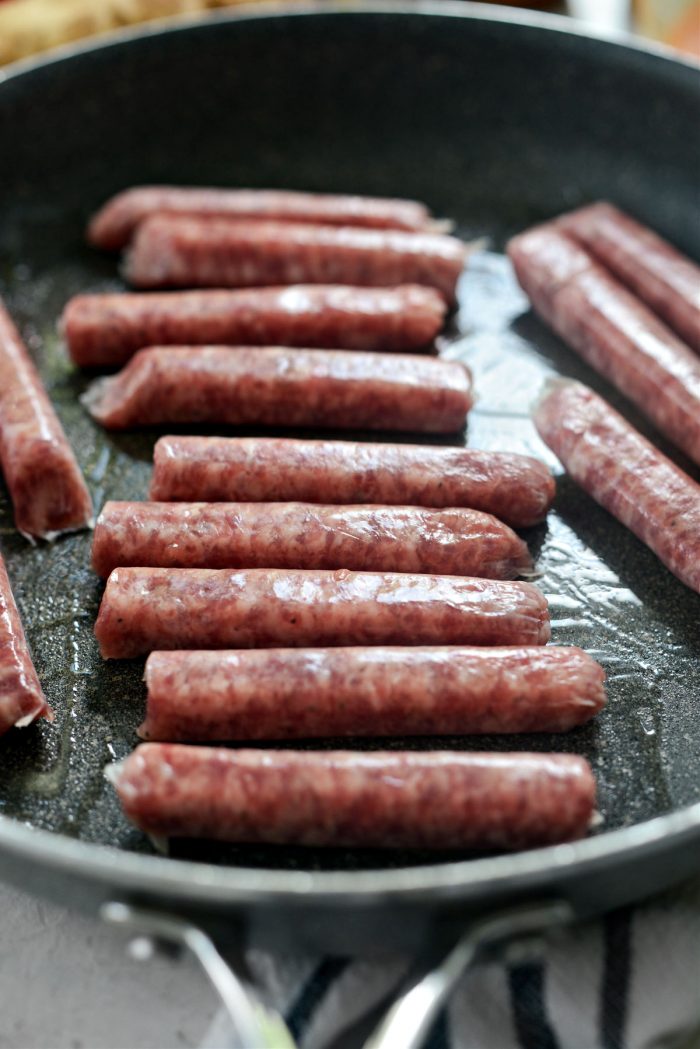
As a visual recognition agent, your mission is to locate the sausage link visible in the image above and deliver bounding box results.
[87,186,439,250]
[124,216,467,302]
[150,437,555,528]
[0,300,92,539]
[508,224,700,465]
[534,379,700,592]
[139,645,606,741]
[61,285,447,368]
[0,554,52,735]
[560,202,700,353]
[94,568,551,659]
[111,744,596,850]
[82,346,472,433]
[91,501,530,579]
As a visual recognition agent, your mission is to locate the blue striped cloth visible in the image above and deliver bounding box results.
[203,878,700,1049]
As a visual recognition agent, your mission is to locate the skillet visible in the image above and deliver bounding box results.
[0,0,698,1013]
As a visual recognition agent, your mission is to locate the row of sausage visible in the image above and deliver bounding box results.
[77,187,597,853]
[1,185,697,857]
[94,190,697,851]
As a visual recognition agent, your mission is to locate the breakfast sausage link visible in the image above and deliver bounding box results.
[0,300,92,539]
[94,568,551,659]
[91,501,529,579]
[111,744,596,850]
[0,554,52,735]
[124,216,468,302]
[82,346,472,433]
[139,645,606,742]
[149,436,555,528]
[61,284,447,368]
[534,379,700,593]
[508,224,700,465]
[560,201,700,354]
[87,186,440,250]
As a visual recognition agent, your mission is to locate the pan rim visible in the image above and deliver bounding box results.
[2,801,700,904]
[0,0,699,909]
[1,0,699,84]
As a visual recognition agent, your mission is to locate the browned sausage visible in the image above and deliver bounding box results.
[124,216,467,302]
[508,224,700,465]
[110,744,596,850]
[139,645,606,741]
[534,379,700,593]
[61,285,447,368]
[81,346,472,433]
[0,300,92,539]
[149,437,555,528]
[91,501,530,579]
[560,202,700,353]
[0,554,52,735]
[87,186,441,250]
[94,568,551,659]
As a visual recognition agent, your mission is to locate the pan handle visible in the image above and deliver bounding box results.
[101,901,297,1049]
[363,899,572,1049]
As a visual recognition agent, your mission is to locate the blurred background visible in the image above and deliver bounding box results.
[0,0,698,65]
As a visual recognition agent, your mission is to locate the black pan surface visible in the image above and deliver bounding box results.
[0,3,698,951]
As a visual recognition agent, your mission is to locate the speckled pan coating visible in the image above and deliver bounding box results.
[82,346,472,432]
[534,380,700,593]
[139,645,606,741]
[114,744,596,850]
[91,501,529,579]
[88,186,437,250]
[94,568,551,659]
[150,436,555,528]
[62,284,447,368]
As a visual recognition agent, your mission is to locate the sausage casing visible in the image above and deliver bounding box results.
[82,346,472,433]
[0,554,52,735]
[111,744,596,850]
[92,501,530,579]
[0,301,92,539]
[149,436,555,528]
[94,568,551,658]
[560,202,700,353]
[534,379,700,592]
[87,186,439,250]
[508,224,700,465]
[139,645,606,741]
[62,285,447,368]
[124,216,467,302]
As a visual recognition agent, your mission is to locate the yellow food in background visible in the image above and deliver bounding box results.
[634,0,700,57]
[0,0,276,65]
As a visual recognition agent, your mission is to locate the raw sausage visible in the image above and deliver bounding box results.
[560,202,700,353]
[508,224,700,465]
[0,300,93,539]
[139,645,606,741]
[0,554,52,735]
[81,346,472,433]
[87,186,441,250]
[149,437,555,528]
[533,379,700,592]
[110,744,596,850]
[94,568,551,658]
[91,501,530,579]
[124,216,467,303]
[61,284,447,368]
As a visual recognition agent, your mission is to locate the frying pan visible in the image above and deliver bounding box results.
[0,2,699,1042]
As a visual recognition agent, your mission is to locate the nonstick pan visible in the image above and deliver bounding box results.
[0,3,699,1037]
